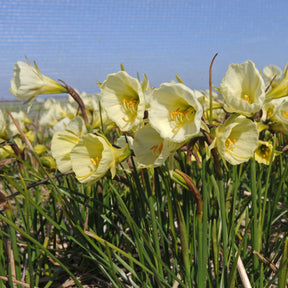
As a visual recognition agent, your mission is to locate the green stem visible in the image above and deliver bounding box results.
[211,175,228,285]
[251,158,259,272]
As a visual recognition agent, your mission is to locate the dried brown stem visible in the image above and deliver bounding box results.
[209,53,218,124]
[59,80,89,126]
[265,74,277,93]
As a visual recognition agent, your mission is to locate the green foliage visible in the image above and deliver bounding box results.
[0,124,288,287]
[1,58,288,287]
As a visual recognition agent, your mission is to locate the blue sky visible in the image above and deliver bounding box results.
[1,0,288,100]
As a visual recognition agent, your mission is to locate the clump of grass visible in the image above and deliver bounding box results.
[0,108,287,287]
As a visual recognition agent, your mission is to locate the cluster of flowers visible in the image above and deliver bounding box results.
[3,58,288,183]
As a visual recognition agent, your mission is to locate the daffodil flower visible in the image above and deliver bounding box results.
[209,114,259,165]
[70,133,131,183]
[10,58,68,108]
[51,116,87,173]
[219,60,266,117]
[133,124,183,168]
[149,83,203,143]
[266,63,288,99]
[39,100,76,128]
[263,64,282,89]
[270,99,288,134]
[100,71,145,131]
[254,140,280,165]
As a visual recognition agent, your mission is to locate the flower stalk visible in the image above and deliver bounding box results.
[59,80,89,126]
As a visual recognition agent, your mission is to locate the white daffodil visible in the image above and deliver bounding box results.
[261,98,283,122]
[100,71,145,131]
[266,63,288,99]
[270,99,288,134]
[10,59,67,105]
[51,117,73,133]
[219,60,266,117]
[149,83,203,143]
[133,124,183,168]
[70,133,131,183]
[39,100,76,128]
[209,114,259,165]
[51,116,87,173]
[263,64,282,89]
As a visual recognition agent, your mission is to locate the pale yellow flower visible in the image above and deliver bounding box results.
[70,133,131,183]
[39,100,76,128]
[254,140,279,165]
[149,83,203,143]
[51,116,87,173]
[261,97,285,122]
[219,60,266,117]
[266,63,288,99]
[209,115,259,165]
[270,99,288,134]
[100,71,145,131]
[263,64,282,89]
[10,59,67,107]
[133,124,183,168]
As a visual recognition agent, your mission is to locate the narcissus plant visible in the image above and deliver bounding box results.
[254,140,280,165]
[133,124,183,168]
[149,83,203,143]
[266,63,288,100]
[219,60,266,117]
[100,71,145,132]
[270,99,288,134]
[263,64,282,89]
[10,58,67,107]
[70,133,131,183]
[209,114,259,165]
[51,116,87,173]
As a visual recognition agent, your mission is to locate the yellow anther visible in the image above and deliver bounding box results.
[123,98,137,111]
[150,143,163,156]
[242,94,250,103]
[225,138,237,150]
[267,108,273,118]
[122,97,138,122]
[90,156,100,166]
[169,107,195,132]
[281,111,288,119]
